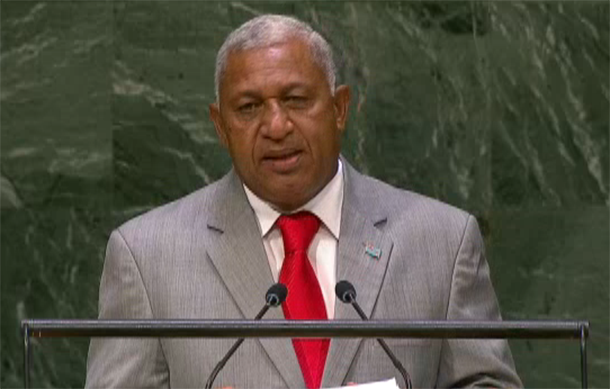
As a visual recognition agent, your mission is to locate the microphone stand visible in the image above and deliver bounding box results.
[337,281,413,389]
[204,284,286,389]
[204,305,270,389]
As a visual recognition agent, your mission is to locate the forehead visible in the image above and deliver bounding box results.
[220,39,327,97]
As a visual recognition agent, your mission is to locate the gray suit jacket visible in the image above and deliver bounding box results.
[86,161,521,388]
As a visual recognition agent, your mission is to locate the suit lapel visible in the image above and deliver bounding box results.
[321,162,394,388]
[205,171,305,389]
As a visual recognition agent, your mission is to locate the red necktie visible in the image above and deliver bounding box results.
[277,212,329,389]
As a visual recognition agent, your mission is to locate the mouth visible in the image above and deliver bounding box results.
[261,150,303,173]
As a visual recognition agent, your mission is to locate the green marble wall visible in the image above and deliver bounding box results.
[1,1,608,387]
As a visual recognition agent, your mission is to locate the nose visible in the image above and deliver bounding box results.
[261,100,292,140]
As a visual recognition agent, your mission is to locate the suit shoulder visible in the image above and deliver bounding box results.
[116,177,226,239]
[354,173,473,233]
[360,173,469,215]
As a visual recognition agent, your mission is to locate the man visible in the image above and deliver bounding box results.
[86,15,522,388]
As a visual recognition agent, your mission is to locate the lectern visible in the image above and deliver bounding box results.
[21,319,589,388]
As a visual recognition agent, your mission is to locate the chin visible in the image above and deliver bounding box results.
[271,196,305,212]
[267,188,309,212]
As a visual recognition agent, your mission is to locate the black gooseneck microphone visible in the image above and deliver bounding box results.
[204,283,288,389]
[335,280,413,389]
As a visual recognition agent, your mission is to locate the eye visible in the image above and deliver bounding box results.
[284,95,309,108]
[237,102,260,114]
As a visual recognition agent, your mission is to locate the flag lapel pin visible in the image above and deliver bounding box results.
[364,243,381,260]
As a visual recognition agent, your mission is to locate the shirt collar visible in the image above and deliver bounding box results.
[243,160,344,239]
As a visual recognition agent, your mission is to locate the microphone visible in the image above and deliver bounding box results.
[204,283,287,389]
[335,280,413,389]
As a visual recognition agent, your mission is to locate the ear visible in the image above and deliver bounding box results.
[209,102,228,148]
[333,85,350,134]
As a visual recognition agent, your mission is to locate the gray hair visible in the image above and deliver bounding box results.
[214,14,336,102]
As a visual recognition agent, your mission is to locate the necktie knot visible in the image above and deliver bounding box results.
[277,212,320,254]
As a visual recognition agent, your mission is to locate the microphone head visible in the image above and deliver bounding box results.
[266,283,288,307]
[335,280,356,303]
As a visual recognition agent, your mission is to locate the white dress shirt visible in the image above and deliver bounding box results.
[243,161,344,319]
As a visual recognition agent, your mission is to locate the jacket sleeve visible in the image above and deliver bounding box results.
[85,229,170,388]
[436,215,523,388]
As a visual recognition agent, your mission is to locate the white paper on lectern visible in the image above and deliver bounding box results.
[328,377,399,389]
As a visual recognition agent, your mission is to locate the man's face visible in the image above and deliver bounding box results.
[210,38,350,211]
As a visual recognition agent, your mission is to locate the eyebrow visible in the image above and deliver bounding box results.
[233,82,311,100]
[281,82,309,93]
